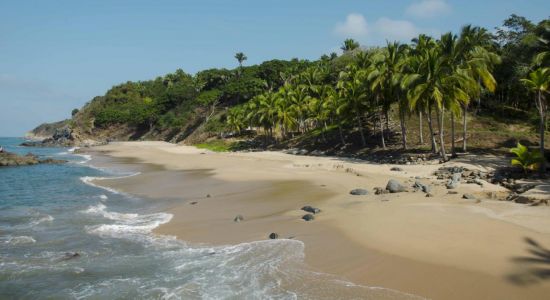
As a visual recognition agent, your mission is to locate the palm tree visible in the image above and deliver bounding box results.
[227,106,246,134]
[407,35,472,161]
[323,86,348,145]
[337,65,368,147]
[341,39,360,53]
[371,42,409,149]
[521,67,550,174]
[275,85,298,139]
[410,34,436,147]
[235,52,247,68]
[457,25,500,153]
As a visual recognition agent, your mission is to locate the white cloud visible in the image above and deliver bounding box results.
[374,18,420,41]
[333,13,369,38]
[334,14,439,45]
[406,0,451,18]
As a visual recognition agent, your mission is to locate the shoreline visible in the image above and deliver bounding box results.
[86,141,550,299]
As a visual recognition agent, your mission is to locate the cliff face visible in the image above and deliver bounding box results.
[25,120,70,140]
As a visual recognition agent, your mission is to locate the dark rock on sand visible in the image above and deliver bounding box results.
[269,233,279,239]
[301,206,321,214]
[302,214,315,221]
[234,215,244,222]
[463,194,476,200]
[413,180,432,193]
[350,189,369,195]
[448,191,459,195]
[390,167,404,172]
[386,179,406,193]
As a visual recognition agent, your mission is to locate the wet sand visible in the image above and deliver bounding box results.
[87,141,550,299]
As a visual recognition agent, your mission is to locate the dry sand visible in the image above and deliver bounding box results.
[87,141,550,299]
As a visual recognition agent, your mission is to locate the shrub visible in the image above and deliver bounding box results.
[510,142,544,172]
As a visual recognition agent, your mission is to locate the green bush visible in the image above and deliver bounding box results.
[510,142,544,172]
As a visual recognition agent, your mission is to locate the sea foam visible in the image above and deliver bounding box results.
[79,172,140,195]
[3,235,36,245]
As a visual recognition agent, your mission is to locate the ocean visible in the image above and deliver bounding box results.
[0,137,419,300]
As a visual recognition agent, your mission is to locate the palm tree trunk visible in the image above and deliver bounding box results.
[451,113,456,157]
[419,111,424,144]
[400,110,407,150]
[379,110,386,149]
[384,109,390,140]
[538,91,546,175]
[436,108,447,161]
[462,105,467,152]
[338,123,346,145]
[356,112,366,147]
[474,77,481,116]
[427,107,438,154]
[321,121,327,142]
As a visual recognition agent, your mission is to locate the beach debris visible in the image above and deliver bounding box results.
[301,206,321,214]
[447,191,459,195]
[426,193,434,197]
[390,167,404,172]
[233,215,244,222]
[269,233,279,239]
[350,188,369,195]
[386,179,406,193]
[206,194,211,198]
[190,201,198,205]
[302,214,315,221]
[374,187,389,195]
[462,194,476,200]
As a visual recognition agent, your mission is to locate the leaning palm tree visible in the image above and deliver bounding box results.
[341,39,360,53]
[521,67,550,174]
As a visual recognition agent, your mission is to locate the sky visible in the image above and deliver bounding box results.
[0,0,548,136]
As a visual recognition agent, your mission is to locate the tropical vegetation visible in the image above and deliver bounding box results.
[62,15,549,171]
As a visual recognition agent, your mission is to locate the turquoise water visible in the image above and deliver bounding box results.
[0,137,420,299]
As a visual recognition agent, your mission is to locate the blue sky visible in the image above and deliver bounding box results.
[0,0,548,136]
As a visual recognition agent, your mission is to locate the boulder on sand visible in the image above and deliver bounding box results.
[302,214,315,221]
[413,180,432,193]
[301,206,321,214]
[386,179,406,193]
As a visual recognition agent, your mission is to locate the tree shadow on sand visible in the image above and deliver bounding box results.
[507,237,550,286]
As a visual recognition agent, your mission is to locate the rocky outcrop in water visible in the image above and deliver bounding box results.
[0,152,67,167]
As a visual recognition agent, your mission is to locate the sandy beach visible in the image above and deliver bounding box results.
[87,141,550,299]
